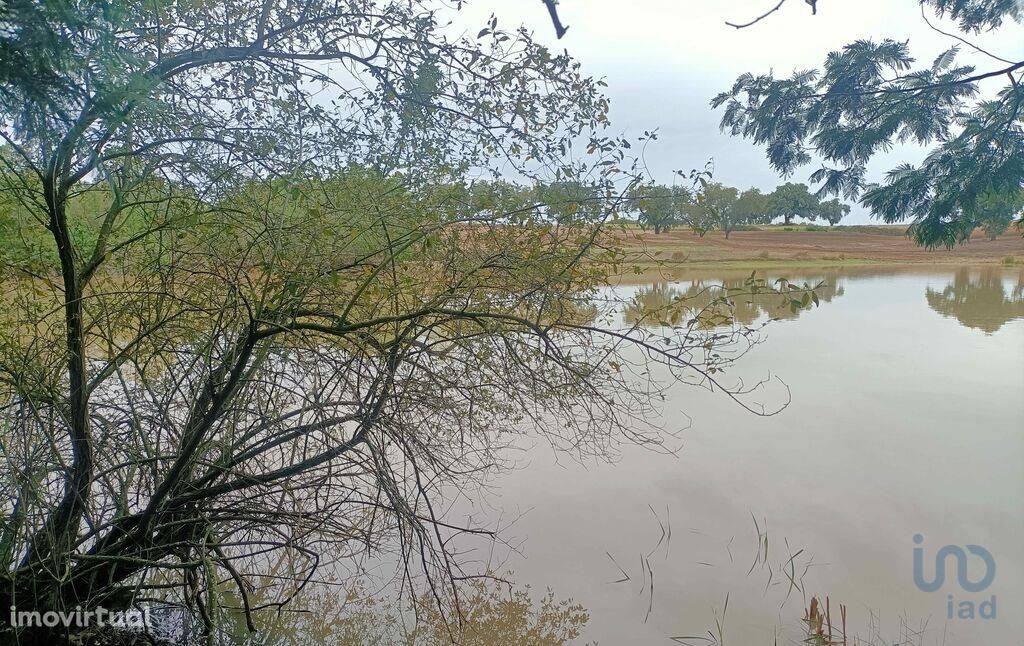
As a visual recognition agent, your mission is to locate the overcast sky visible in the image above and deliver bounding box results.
[464,1,1024,223]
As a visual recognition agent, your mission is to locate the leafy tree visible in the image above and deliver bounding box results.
[534,180,605,224]
[629,183,689,234]
[711,0,1024,247]
[423,179,536,224]
[0,2,817,641]
[695,185,774,238]
[766,182,821,225]
[974,187,1024,240]
[0,0,605,634]
[627,178,844,235]
[730,187,770,235]
[699,183,740,238]
[817,198,851,226]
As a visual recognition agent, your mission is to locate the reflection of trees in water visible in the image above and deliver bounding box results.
[926,268,1024,333]
[201,575,587,645]
[624,274,845,328]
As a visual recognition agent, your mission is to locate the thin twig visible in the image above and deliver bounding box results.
[726,0,787,29]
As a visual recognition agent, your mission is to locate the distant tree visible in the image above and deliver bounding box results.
[630,183,685,234]
[973,188,1024,240]
[699,183,740,238]
[680,188,719,237]
[766,183,820,225]
[817,199,851,226]
[629,177,846,235]
[731,187,770,234]
[534,180,604,224]
[712,1,1024,248]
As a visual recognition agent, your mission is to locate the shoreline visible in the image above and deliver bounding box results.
[611,226,1024,272]
[612,261,1024,285]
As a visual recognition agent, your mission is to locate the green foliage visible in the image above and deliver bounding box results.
[973,187,1024,240]
[698,183,741,237]
[532,180,605,224]
[713,3,1024,248]
[733,187,768,220]
[621,178,849,235]
[924,0,1022,31]
[628,183,693,234]
[766,183,822,225]
[817,198,851,226]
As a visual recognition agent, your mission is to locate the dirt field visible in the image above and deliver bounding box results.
[617,225,1024,267]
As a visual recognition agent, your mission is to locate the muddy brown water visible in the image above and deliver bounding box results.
[215,265,1022,646]
[450,265,1024,645]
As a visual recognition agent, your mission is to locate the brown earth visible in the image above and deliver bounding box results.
[617,225,1024,266]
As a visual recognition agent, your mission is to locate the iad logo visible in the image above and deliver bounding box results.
[913,534,997,620]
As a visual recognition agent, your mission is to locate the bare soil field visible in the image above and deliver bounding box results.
[617,225,1024,267]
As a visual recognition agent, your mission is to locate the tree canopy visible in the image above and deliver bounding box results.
[624,180,849,235]
[628,183,694,234]
[766,182,822,226]
[699,183,741,238]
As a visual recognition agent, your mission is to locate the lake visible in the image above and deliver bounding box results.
[450,265,1024,645]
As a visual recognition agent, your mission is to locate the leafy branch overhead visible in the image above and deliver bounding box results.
[711,0,1024,247]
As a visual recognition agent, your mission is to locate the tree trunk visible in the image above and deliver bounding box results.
[23,179,94,583]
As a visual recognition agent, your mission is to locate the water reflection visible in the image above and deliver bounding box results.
[208,577,588,645]
[621,266,1024,333]
[191,265,1018,646]
[623,272,845,328]
[468,265,1024,645]
[926,267,1024,333]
